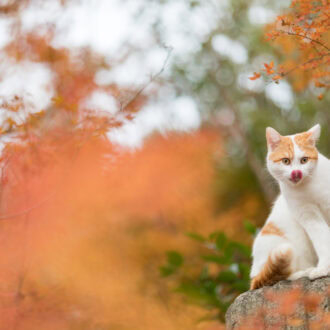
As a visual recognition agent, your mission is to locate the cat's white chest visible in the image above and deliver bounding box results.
[309,170,330,225]
[283,181,330,227]
[314,191,330,226]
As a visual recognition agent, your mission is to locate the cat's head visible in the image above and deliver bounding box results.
[266,124,320,186]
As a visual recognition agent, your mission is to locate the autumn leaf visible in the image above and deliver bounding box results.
[264,61,275,75]
[249,72,261,80]
[272,75,283,81]
[263,0,330,94]
[315,81,325,88]
[264,61,274,70]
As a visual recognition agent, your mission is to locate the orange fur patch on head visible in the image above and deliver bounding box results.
[269,136,294,163]
[261,222,284,237]
[294,132,318,160]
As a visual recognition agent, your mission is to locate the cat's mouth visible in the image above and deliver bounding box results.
[289,177,302,184]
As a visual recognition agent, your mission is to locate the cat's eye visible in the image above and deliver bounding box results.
[301,157,309,164]
[282,158,291,165]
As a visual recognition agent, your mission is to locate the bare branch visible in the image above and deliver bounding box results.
[217,89,276,204]
[119,45,173,112]
[0,192,54,220]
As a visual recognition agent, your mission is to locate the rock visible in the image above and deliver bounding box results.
[225,276,330,329]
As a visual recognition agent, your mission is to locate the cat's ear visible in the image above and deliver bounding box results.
[266,127,281,150]
[307,124,321,144]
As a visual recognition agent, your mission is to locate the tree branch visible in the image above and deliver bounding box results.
[279,52,330,78]
[0,192,54,220]
[119,45,173,112]
[218,89,276,205]
[279,30,329,51]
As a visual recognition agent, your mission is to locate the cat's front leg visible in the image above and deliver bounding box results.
[308,265,330,279]
[289,268,314,280]
[296,205,330,280]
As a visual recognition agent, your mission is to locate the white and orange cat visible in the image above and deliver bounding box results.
[250,124,330,290]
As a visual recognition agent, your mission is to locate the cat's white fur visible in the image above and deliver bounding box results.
[251,124,330,285]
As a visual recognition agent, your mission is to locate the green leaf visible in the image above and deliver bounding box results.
[215,233,227,250]
[223,241,251,260]
[199,266,209,281]
[176,282,218,306]
[202,255,224,264]
[231,280,249,292]
[186,232,206,242]
[159,266,175,277]
[167,251,183,267]
[238,263,250,281]
[217,270,236,283]
[222,246,234,264]
[202,254,232,265]
[208,231,221,240]
[230,242,251,258]
[244,220,257,235]
[202,279,216,293]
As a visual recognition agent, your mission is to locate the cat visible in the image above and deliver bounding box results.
[250,124,330,290]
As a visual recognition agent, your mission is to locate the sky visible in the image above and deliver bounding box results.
[0,0,293,148]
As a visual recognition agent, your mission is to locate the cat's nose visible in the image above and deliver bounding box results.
[291,170,302,182]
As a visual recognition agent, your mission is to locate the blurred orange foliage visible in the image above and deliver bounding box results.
[0,1,264,328]
[0,126,254,329]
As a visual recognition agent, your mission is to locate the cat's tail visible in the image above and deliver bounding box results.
[250,243,293,290]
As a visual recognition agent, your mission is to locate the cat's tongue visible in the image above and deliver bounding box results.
[291,170,302,183]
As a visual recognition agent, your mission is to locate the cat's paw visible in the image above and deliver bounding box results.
[308,266,330,280]
[289,268,313,280]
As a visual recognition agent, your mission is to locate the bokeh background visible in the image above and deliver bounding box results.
[0,0,328,329]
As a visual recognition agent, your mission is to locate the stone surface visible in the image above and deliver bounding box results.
[226,276,330,329]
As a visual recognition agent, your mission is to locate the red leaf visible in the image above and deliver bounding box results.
[249,72,261,80]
